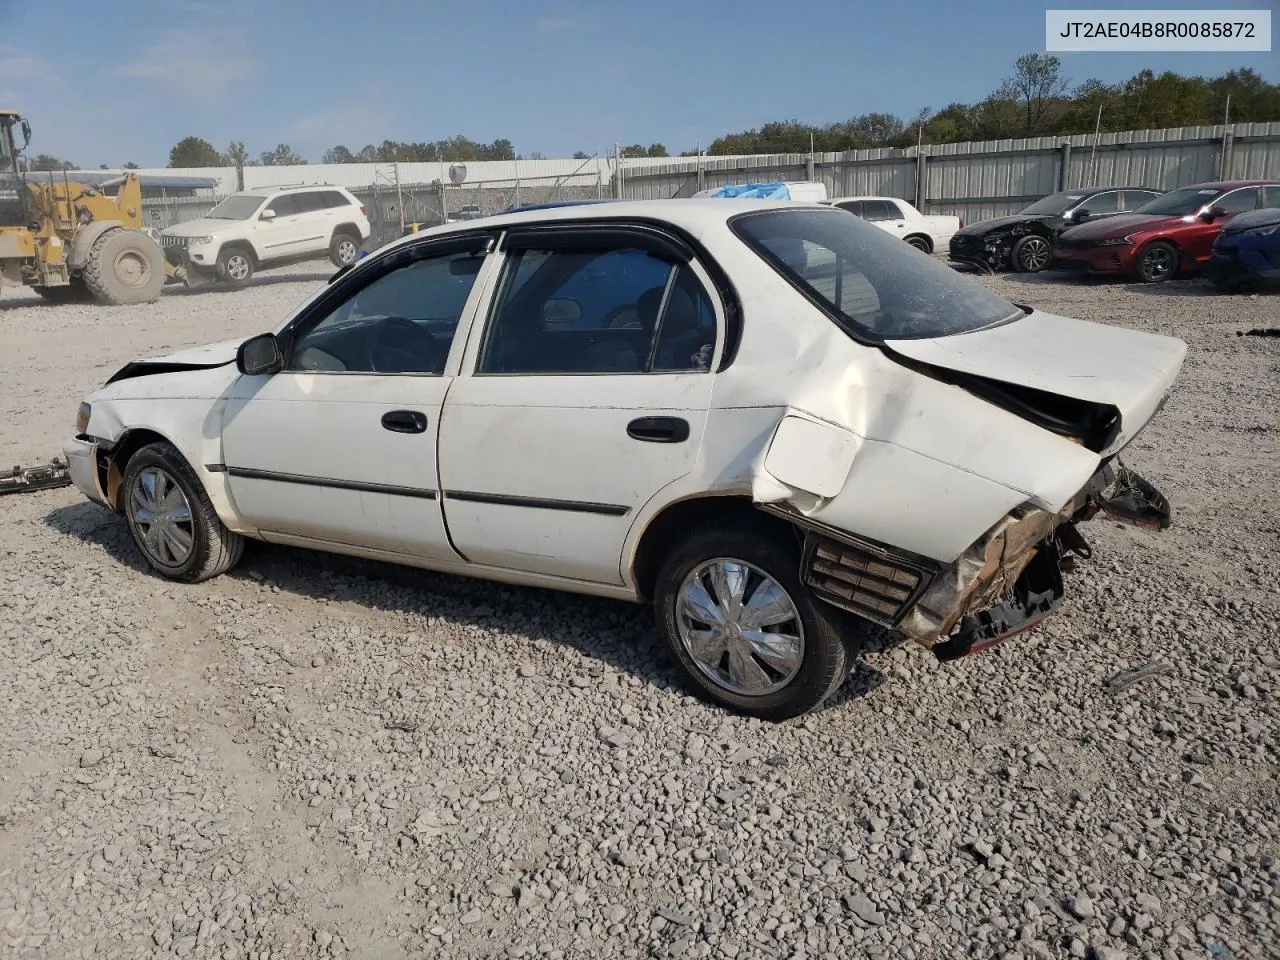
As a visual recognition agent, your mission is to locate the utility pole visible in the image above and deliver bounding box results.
[393,161,404,233]
[1088,104,1103,186]
[613,143,623,199]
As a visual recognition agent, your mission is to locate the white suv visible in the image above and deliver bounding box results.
[160,185,371,285]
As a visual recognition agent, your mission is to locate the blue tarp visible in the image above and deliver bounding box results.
[700,182,792,200]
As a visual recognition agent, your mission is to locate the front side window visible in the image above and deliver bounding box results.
[478,244,717,375]
[205,194,265,220]
[287,249,486,375]
[732,208,1023,341]
[265,194,300,218]
[1214,188,1259,215]
[293,192,327,214]
[1078,191,1118,215]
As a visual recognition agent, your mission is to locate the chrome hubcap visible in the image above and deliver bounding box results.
[1021,238,1050,270]
[676,558,805,696]
[338,240,357,263]
[128,467,194,567]
[227,256,249,281]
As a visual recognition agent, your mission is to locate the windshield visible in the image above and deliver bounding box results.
[732,208,1023,341]
[1019,191,1087,216]
[1132,186,1223,216]
[205,194,265,220]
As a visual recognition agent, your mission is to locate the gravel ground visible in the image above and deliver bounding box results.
[0,266,1277,960]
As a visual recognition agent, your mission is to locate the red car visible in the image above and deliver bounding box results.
[1051,180,1280,283]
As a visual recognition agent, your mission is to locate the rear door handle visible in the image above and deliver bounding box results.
[381,410,428,434]
[627,416,689,443]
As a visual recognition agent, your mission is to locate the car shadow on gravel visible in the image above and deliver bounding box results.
[42,500,896,717]
[162,272,330,297]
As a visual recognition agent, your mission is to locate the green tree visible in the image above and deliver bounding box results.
[168,136,225,168]
[29,154,76,171]
[259,143,306,166]
[225,140,251,169]
[124,161,140,169]
[322,145,356,164]
[1000,53,1070,134]
[572,150,591,159]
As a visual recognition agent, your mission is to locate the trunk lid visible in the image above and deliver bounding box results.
[884,310,1186,456]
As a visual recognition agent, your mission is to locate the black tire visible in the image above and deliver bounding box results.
[34,280,93,304]
[82,228,166,305]
[653,522,850,721]
[121,441,245,583]
[1011,234,1052,273]
[217,246,255,285]
[329,231,362,268]
[904,234,932,253]
[1135,241,1179,283]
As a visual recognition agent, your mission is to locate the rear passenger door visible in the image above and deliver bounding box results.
[437,224,722,584]
[860,200,907,238]
[291,191,337,257]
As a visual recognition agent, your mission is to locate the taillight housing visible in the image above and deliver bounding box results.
[360,205,367,216]
[958,218,966,230]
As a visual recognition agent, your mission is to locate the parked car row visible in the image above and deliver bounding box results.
[949,179,1280,286]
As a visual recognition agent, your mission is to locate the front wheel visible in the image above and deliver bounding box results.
[122,441,245,582]
[654,523,850,721]
[1011,234,1052,273]
[1135,241,1178,283]
[217,247,254,285]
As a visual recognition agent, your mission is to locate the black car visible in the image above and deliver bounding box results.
[949,186,1164,273]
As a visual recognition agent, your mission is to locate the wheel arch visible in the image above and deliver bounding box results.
[628,494,801,602]
[219,240,260,266]
[67,221,124,271]
[99,427,174,511]
[903,233,934,253]
[332,222,364,242]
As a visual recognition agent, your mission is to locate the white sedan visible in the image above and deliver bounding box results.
[823,195,963,253]
[65,199,1185,720]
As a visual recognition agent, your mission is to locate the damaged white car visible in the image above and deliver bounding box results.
[65,200,1185,720]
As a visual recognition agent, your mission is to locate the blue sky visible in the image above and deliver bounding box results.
[0,0,1275,167]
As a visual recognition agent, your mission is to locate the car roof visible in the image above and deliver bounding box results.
[378,198,831,251]
[1175,179,1280,190]
[824,196,911,204]
[234,184,349,197]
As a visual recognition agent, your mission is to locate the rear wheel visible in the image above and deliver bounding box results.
[1136,241,1178,283]
[217,247,254,285]
[654,523,850,721]
[904,235,932,253]
[329,232,361,267]
[82,229,166,305]
[121,441,244,583]
[1011,234,1052,272]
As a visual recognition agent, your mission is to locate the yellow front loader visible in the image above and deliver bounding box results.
[0,109,186,305]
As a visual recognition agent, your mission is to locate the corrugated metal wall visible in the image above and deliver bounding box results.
[619,122,1280,223]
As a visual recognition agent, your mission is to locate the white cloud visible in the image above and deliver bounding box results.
[114,29,258,104]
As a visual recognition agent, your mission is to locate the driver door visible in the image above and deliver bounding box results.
[219,234,492,559]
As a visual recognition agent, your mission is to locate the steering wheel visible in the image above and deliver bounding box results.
[365,316,440,373]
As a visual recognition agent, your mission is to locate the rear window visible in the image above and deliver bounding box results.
[731,208,1023,341]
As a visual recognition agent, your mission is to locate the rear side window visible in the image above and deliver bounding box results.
[324,191,353,208]
[861,200,895,222]
[1264,186,1280,209]
[1121,190,1160,210]
[732,208,1022,341]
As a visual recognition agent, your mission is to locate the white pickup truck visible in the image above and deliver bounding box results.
[823,196,962,254]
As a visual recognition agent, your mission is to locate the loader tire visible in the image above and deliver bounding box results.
[82,228,166,305]
[34,280,93,304]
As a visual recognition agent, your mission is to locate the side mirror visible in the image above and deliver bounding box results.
[1198,206,1225,223]
[236,333,283,376]
[542,298,582,325]
[19,119,31,149]
[259,209,277,221]
[1073,208,1091,223]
